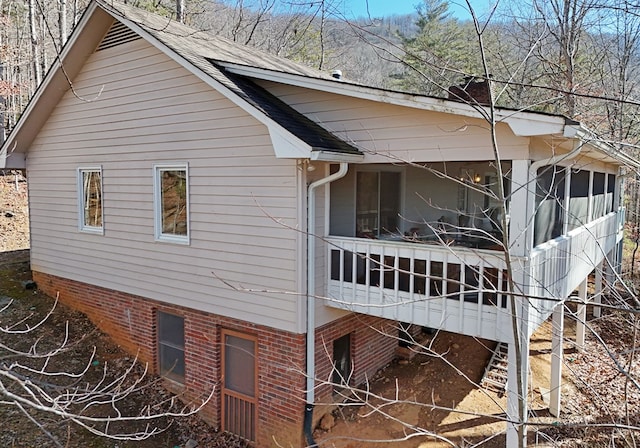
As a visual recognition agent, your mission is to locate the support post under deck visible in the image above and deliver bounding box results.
[594,260,603,318]
[575,278,588,349]
[506,338,529,447]
[549,304,564,416]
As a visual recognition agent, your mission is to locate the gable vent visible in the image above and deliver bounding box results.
[96,21,141,51]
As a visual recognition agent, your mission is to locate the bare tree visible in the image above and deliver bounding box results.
[28,0,42,87]
[58,0,67,47]
[176,0,185,23]
[0,293,212,447]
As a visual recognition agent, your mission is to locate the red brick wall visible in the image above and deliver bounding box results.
[33,271,307,447]
[33,271,402,446]
[314,313,401,403]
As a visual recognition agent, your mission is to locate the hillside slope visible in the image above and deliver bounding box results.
[0,173,29,252]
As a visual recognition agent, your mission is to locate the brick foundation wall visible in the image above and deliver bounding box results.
[33,271,307,447]
[33,271,404,446]
[314,313,404,403]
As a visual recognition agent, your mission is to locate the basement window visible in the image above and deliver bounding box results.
[77,167,104,234]
[154,163,189,244]
[332,333,352,390]
[157,311,185,383]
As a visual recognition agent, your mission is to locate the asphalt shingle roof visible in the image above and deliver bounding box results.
[99,0,360,155]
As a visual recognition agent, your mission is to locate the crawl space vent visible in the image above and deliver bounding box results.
[96,21,140,51]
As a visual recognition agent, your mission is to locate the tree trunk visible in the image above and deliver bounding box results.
[176,0,185,23]
[29,0,42,87]
[59,0,67,47]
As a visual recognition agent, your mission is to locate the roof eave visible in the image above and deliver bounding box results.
[570,125,640,169]
[0,1,109,158]
[0,146,25,169]
[310,150,364,163]
[98,2,327,160]
[219,62,570,137]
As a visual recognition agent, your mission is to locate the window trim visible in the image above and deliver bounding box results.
[77,166,104,234]
[153,163,190,244]
[157,310,186,384]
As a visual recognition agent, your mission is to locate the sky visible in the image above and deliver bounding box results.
[344,0,491,20]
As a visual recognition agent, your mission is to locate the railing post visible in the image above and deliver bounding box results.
[507,324,529,448]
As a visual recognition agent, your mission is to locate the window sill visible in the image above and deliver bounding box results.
[79,227,104,235]
[155,234,190,245]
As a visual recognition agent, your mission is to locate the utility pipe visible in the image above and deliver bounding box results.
[304,162,349,446]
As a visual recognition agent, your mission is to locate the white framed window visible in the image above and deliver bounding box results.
[154,163,189,244]
[77,167,104,234]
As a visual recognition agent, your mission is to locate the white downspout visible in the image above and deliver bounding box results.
[304,162,349,443]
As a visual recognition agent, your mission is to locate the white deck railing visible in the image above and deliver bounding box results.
[526,210,622,331]
[325,210,624,343]
[325,236,516,342]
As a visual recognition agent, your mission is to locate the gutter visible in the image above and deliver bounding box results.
[529,141,584,176]
[304,162,349,446]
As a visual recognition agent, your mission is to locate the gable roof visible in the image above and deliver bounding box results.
[1,0,638,170]
[98,0,362,159]
[0,0,362,169]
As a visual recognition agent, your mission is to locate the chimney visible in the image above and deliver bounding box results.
[331,70,343,80]
[448,76,492,106]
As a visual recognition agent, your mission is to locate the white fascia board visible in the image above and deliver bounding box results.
[268,126,312,158]
[0,2,101,157]
[104,12,313,160]
[220,63,570,138]
[502,115,566,136]
[310,150,364,162]
[578,130,640,169]
[565,123,640,169]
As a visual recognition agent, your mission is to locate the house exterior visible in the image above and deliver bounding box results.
[1,1,636,447]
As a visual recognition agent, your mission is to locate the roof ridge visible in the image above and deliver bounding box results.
[96,0,334,80]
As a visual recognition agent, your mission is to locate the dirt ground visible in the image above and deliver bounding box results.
[0,172,29,251]
[312,324,554,447]
[0,251,253,448]
[314,308,640,448]
[2,173,640,447]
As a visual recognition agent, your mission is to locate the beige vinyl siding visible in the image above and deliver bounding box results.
[260,83,529,326]
[259,82,530,162]
[27,39,302,332]
[311,166,350,327]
